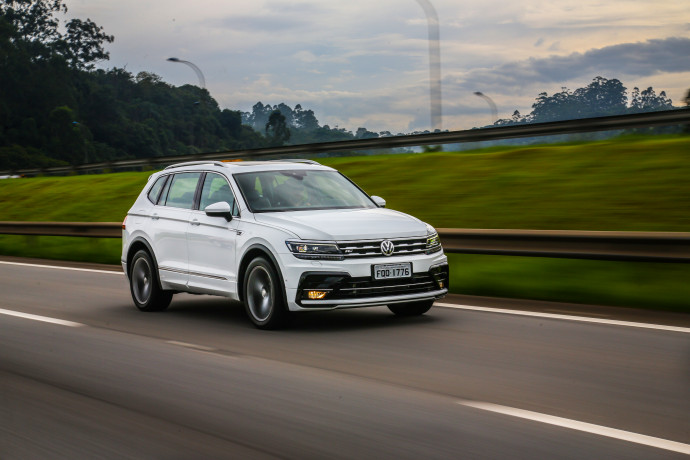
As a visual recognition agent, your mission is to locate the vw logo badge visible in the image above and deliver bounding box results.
[380,240,395,256]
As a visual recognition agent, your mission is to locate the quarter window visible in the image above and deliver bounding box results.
[147,175,168,204]
[163,173,201,209]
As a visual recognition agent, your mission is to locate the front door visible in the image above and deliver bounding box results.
[187,173,242,298]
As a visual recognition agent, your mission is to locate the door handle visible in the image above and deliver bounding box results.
[191,219,201,226]
[152,213,159,220]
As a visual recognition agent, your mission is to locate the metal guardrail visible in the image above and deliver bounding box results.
[437,228,690,263]
[0,221,122,238]
[2,109,688,176]
[1,222,688,263]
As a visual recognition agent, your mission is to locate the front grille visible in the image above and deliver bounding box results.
[338,237,427,258]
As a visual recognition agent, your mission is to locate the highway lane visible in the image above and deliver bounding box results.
[1,260,689,458]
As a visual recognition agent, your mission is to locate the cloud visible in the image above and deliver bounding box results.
[65,0,690,133]
[205,14,311,32]
[449,37,690,92]
[293,50,318,63]
[547,41,561,52]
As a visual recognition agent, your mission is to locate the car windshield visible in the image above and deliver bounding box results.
[234,170,376,212]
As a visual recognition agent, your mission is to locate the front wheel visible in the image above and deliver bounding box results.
[388,300,433,317]
[129,250,173,312]
[243,257,289,329]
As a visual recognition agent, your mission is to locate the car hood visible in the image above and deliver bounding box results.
[253,208,427,241]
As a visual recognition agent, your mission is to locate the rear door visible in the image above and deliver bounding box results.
[152,172,202,290]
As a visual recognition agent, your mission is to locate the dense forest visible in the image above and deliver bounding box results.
[0,1,686,170]
[0,0,273,169]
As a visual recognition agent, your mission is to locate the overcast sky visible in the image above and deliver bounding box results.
[65,0,690,133]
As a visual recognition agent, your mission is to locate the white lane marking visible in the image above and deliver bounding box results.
[166,340,217,352]
[545,309,610,318]
[0,260,123,275]
[0,308,84,328]
[436,303,690,334]
[457,400,690,455]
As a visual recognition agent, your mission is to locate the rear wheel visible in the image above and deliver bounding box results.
[388,300,433,317]
[129,249,173,312]
[243,257,289,329]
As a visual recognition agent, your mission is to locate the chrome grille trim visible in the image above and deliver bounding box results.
[338,237,428,258]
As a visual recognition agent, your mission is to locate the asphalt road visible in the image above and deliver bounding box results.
[1,259,689,459]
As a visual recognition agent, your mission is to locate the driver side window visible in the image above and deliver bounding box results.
[199,173,237,215]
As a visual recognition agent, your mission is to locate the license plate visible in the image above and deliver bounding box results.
[373,263,412,280]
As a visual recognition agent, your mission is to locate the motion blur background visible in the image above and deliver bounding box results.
[0,0,689,310]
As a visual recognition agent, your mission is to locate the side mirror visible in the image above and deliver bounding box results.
[371,195,386,208]
[204,201,233,221]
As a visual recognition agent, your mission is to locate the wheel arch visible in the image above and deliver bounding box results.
[237,243,287,303]
[126,237,163,289]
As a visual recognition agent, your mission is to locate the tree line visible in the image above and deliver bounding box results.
[492,76,677,127]
[242,102,388,145]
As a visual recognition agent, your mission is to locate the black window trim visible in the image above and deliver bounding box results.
[192,172,206,211]
[160,171,204,210]
[191,170,242,218]
[148,169,241,217]
[159,173,173,206]
[147,174,170,205]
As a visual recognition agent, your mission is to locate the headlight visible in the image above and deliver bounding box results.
[425,224,442,254]
[285,241,344,260]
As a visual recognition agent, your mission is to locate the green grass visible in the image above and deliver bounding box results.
[0,235,121,265]
[1,136,689,311]
[322,136,690,231]
[2,136,689,230]
[0,171,150,222]
[449,254,690,313]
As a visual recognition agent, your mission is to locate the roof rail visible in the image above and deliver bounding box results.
[267,159,321,165]
[164,161,227,170]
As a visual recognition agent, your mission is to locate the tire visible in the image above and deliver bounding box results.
[243,257,289,329]
[129,249,173,312]
[388,300,434,317]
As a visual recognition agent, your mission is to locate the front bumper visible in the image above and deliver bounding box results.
[292,262,449,310]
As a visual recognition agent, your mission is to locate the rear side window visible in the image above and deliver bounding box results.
[163,173,202,209]
[147,175,168,204]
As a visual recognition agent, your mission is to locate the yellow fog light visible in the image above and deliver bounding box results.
[306,290,329,300]
[438,281,444,289]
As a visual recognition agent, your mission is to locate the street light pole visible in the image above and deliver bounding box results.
[166,57,206,89]
[474,91,498,126]
[415,0,442,132]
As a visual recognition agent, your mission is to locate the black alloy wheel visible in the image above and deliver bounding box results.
[129,249,173,312]
[243,257,289,329]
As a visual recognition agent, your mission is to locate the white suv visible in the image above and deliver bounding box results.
[122,160,448,329]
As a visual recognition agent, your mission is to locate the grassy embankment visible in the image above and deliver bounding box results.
[1,136,689,311]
